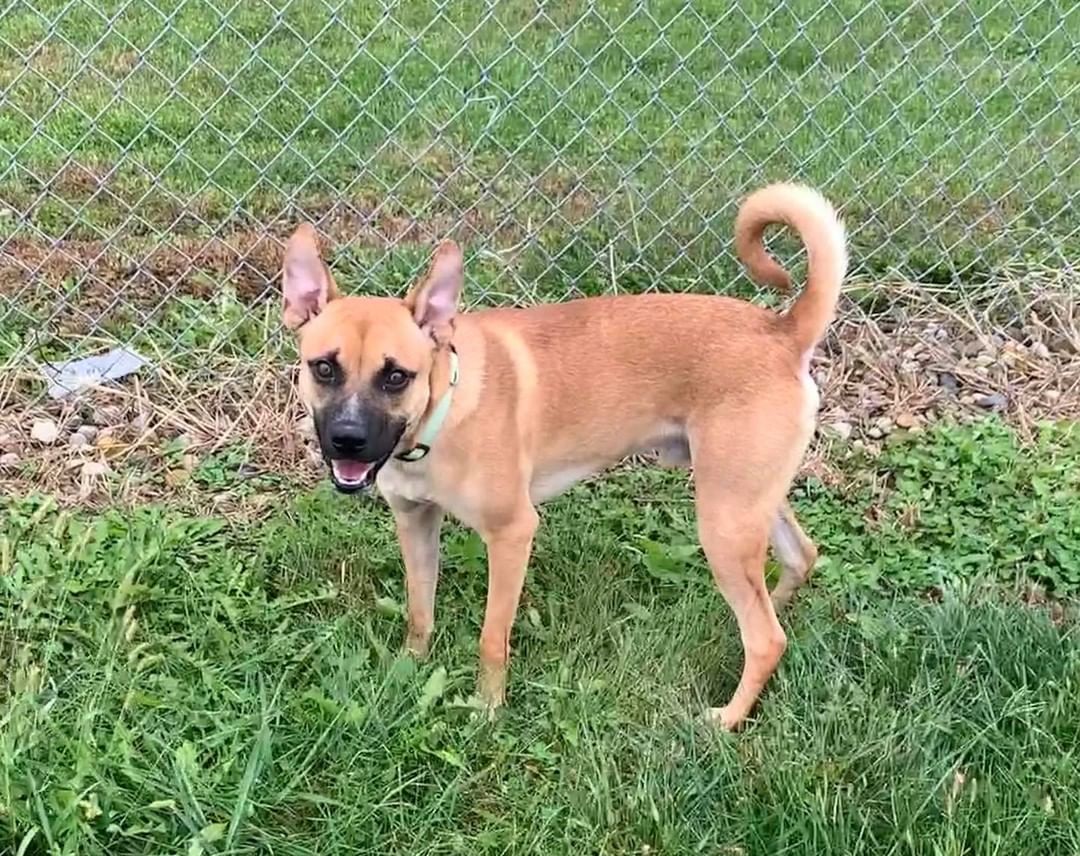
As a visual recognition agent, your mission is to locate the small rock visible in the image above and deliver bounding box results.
[65,412,84,430]
[937,371,959,394]
[1044,389,1061,402]
[975,392,1007,410]
[96,427,126,455]
[78,460,111,499]
[77,425,99,442]
[0,431,16,451]
[974,354,995,367]
[0,451,20,469]
[867,425,884,439]
[81,460,110,478]
[895,412,917,429]
[826,421,853,440]
[31,419,60,445]
[1031,342,1051,359]
[68,432,90,450]
[875,415,894,433]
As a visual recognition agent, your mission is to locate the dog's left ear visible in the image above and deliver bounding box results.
[405,240,462,346]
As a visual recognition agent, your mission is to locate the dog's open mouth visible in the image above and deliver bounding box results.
[328,457,387,493]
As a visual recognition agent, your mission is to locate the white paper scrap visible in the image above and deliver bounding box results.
[41,347,148,399]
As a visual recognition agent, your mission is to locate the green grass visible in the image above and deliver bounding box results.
[3,419,1079,854]
[1,0,1077,284]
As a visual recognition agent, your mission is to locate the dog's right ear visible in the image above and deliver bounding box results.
[282,224,340,330]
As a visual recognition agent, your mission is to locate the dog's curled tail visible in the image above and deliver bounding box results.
[734,183,847,353]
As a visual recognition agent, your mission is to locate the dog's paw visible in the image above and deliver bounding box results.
[403,633,431,660]
[464,697,502,725]
[704,705,743,731]
[476,663,506,716]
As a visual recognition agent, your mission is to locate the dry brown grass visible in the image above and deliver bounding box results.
[0,200,540,325]
[818,266,1079,428]
[2,268,1076,512]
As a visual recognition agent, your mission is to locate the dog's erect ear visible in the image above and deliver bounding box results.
[405,240,462,345]
[282,223,340,331]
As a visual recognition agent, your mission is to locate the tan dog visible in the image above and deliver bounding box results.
[282,183,845,729]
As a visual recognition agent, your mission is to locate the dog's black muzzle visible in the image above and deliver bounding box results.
[315,406,405,493]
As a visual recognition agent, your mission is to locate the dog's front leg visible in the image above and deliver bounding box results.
[476,505,539,713]
[389,498,444,658]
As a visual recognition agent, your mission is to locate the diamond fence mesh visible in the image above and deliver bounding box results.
[1,0,1077,409]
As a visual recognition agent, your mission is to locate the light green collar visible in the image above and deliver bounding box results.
[396,347,459,462]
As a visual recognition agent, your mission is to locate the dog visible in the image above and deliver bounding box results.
[281,183,845,729]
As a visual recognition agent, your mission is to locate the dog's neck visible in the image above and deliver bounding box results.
[395,345,459,462]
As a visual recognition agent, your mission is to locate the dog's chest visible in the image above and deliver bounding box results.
[377,461,436,505]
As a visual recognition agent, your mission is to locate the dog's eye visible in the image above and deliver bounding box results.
[312,359,335,383]
[384,369,410,392]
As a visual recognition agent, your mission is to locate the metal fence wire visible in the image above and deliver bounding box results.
[0,1,1077,402]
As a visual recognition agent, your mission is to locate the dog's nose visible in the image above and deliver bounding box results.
[330,421,368,455]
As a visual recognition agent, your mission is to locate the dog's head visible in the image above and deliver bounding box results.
[282,225,462,492]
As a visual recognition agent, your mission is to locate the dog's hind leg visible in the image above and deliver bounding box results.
[696,499,784,730]
[689,404,809,730]
[768,500,818,609]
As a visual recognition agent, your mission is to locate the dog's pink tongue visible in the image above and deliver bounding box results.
[332,460,373,482]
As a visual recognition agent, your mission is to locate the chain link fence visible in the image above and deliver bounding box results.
[1,0,1077,407]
